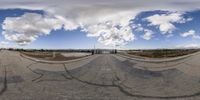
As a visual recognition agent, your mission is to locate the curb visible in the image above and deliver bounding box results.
[20,53,94,64]
[117,51,200,63]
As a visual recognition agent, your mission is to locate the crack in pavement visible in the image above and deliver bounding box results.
[63,54,200,99]
[63,64,115,87]
[76,64,102,89]
[116,54,193,70]
[22,54,200,99]
[0,51,25,96]
[109,55,200,99]
[0,66,7,95]
[62,63,140,97]
[26,62,44,82]
[26,62,72,83]
[107,58,132,90]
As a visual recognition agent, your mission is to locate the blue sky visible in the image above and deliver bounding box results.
[126,10,200,49]
[0,9,200,49]
[0,9,99,49]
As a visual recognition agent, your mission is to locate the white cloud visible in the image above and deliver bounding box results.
[132,24,154,40]
[177,44,200,49]
[0,0,200,46]
[132,24,144,32]
[141,29,154,40]
[0,41,10,48]
[0,41,9,45]
[145,13,192,34]
[85,22,134,46]
[2,13,63,45]
[2,11,137,46]
[181,30,200,39]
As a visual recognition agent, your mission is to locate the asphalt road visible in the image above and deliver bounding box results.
[0,50,200,100]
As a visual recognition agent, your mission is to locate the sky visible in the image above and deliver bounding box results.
[0,0,200,49]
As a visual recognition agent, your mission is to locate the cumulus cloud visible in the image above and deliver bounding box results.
[0,41,9,45]
[145,13,192,34]
[181,30,200,39]
[0,41,10,48]
[2,11,136,46]
[2,13,62,45]
[79,11,136,46]
[132,24,144,32]
[132,24,154,40]
[0,0,200,46]
[141,29,154,40]
[84,23,134,46]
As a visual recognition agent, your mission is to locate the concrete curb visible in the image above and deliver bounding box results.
[117,51,200,63]
[20,53,94,64]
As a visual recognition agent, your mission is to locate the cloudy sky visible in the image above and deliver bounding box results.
[0,0,200,49]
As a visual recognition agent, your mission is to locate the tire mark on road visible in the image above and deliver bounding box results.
[63,54,200,99]
[109,55,200,99]
[26,62,44,82]
[21,54,200,99]
[63,63,141,97]
[0,66,7,95]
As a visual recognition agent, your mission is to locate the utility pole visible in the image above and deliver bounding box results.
[92,44,95,55]
[114,44,117,54]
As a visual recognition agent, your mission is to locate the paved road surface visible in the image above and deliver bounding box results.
[0,50,200,100]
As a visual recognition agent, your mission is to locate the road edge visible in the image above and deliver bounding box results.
[20,53,94,64]
[117,51,200,63]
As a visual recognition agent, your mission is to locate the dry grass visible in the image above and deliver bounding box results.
[127,49,199,58]
[21,51,53,58]
[21,51,90,61]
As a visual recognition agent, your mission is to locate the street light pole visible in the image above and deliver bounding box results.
[114,44,117,54]
[94,44,96,54]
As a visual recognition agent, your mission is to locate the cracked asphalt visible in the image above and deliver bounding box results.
[0,50,200,100]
